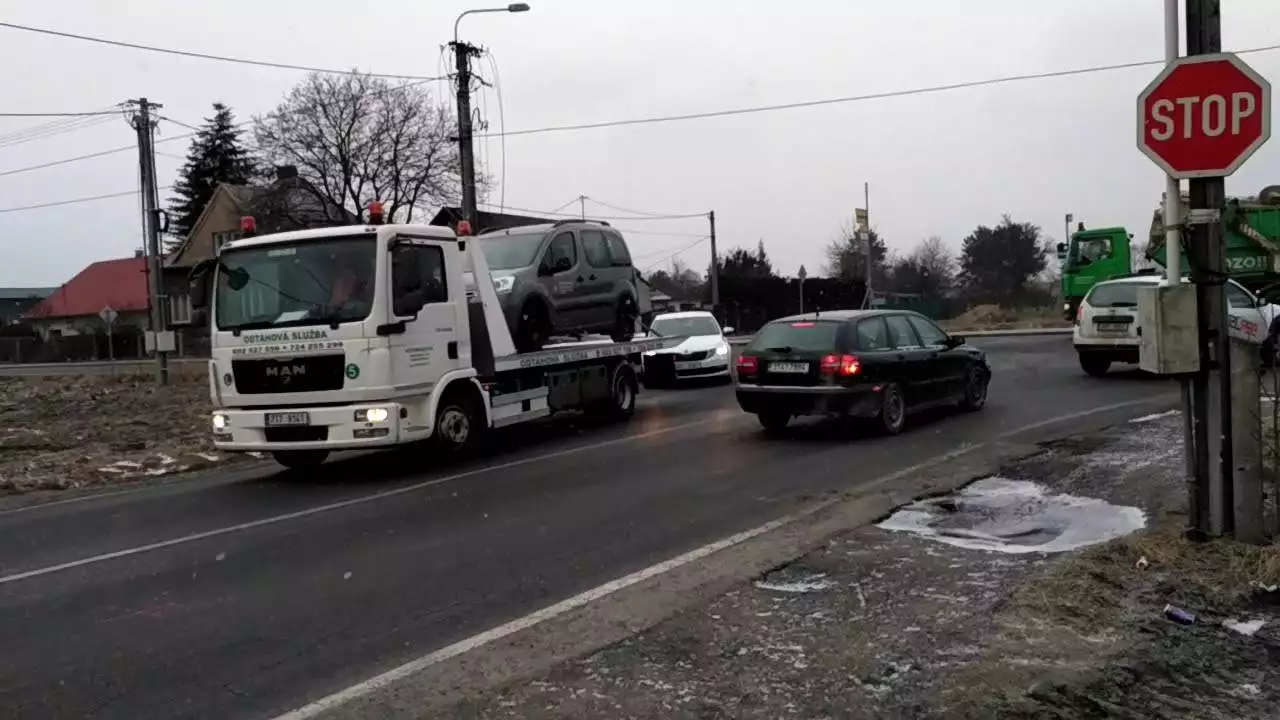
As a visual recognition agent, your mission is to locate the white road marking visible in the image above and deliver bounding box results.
[272,394,1175,720]
[0,415,730,586]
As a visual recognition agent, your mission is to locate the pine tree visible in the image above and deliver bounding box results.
[165,103,254,249]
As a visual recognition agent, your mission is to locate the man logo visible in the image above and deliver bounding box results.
[265,364,307,378]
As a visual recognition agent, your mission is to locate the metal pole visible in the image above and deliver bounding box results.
[799,279,804,314]
[864,182,873,307]
[1186,0,1231,537]
[453,41,479,225]
[708,210,720,311]
[132,98,168,386]
[579,195,586,220]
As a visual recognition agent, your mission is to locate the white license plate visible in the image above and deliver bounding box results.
[1095,324,1128,335]
[769,361,809,374]
[265,412,310,427]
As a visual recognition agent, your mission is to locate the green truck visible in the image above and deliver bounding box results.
[1058,185,1280,321]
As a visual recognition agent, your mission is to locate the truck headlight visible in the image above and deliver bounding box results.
[492,275,515,294]
[211,412,227,431]
[356,407,390,423]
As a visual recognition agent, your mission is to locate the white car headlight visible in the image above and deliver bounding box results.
[644,350,657,357]
[492,275,515,294]
[715,343,729,357]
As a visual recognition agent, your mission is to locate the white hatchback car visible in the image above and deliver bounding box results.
[641,311,734,386]
[1073,274,1276,376]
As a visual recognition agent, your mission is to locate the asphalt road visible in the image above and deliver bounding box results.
[0,335,1173,720]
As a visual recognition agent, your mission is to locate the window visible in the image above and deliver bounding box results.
[1085,282,1140,308]
[749,320,842,352]
[885,315,921,349]
[169,292,192,324]
[213,230,243,253]
[854,317,890,351]
[580,229,611,268]
[603,232,632,266]
[540,232,577,274]
[1227,282,1256,309]
[908,315,949,347]
[392,243,449,306]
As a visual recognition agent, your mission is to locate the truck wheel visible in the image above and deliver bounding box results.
[878,383,907,436]
[433,389,482,455]
[590,364,638,420]
[1079,353,1110,377]
[272,450,329,471]
[610,295,639,342]
[515,301,550,353]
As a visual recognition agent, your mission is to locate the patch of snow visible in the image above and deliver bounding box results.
[196,452,221,462]
[1236,684,1262,698]
[1130,409,1180,423]
[755,573,835,594]
[877,477,1146,554]
[1224,618,1266,637]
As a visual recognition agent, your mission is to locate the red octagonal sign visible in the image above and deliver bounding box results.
[1137,52,1271,179]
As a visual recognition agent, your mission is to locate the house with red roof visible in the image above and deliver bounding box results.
[24,255,150,339]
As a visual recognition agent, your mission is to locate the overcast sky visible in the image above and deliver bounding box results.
[3,0,1280,287]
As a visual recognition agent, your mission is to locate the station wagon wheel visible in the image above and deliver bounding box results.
[879,383,906,436]
[960,366,989,412]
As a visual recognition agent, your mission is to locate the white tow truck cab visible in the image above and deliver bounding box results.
[189,204,682,470]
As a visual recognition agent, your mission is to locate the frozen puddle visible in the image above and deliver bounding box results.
[877,477,1146,554]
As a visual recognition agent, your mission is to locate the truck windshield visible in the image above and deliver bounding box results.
[480,232,547,270]
[1066,237,1113,269]
[1086,282,1140,308]
[214,235,377,331]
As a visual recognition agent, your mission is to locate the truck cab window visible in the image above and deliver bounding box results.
[392,243,449,306]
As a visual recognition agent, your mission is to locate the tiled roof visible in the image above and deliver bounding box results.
[24,257,149,320]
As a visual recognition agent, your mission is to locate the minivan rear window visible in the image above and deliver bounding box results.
[1086,282,1141,308]
[749,320,841,352]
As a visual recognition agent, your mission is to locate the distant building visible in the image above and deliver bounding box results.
[23,257,149,339]
[0,287,55,326]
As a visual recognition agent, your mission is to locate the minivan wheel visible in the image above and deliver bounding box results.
[515,301,550,353]
[611,295,639,343]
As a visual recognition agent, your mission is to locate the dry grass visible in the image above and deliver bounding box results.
[941,304,1071,332]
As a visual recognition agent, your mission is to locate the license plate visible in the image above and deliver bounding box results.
[1096,323,1127,335]
[769,361,809,374]
[265,412,310,427]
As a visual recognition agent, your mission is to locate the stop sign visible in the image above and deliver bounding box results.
[1137,52,1271,179]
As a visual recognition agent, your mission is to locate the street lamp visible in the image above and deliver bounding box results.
[455,3,530,43]
[452,3,531,224]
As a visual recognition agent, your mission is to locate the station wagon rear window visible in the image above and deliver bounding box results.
[1086,283,1141,308]
[749,320,842,352]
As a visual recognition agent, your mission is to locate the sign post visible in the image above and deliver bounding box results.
[99,306,118,363]
[1137,25,1272,538]
[797,264,807,314]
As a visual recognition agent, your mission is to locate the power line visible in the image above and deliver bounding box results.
[479,41,1280,139]
[0,21,445,81]
[0,189,138,213]
[486,202,705,221]
[0,110,121,118]
[641,236,711,271]
[0,115,117,149]
[586,196,700,218]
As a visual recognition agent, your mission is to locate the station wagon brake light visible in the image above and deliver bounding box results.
[820,353,860,376]
[790,321,815,328]
[1075,303,1084,325]
[736,355,759,375]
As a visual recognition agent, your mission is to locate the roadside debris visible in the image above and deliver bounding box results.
[0,373,246,494]
[1163,604,1196,625]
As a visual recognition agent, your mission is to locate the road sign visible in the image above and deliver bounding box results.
[1137,53,1271,179]
[98,306,117,325]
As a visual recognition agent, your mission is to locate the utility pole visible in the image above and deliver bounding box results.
[128,98,168,386]
[1185,0,1231,538]
[579,195,587,219]
[708,210,720,313]
[864,182,872,308]
[452,40,482,225]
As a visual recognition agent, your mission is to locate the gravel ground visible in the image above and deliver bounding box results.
[0,373,246,495]
[453,413,1280,720]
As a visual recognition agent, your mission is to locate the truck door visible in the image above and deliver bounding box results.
[387,237,461,393]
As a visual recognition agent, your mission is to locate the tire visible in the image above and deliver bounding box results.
[610,295,639,343]
[432,387,482,455]
[515,301,550,353]
[757,411,790,433]
[271,449,329,471]
[877,382,907,436]
[1079,353,1110,377]
[959,365,989,412]
[590,363,638,421]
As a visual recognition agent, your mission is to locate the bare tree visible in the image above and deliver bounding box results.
[253,71,472,224]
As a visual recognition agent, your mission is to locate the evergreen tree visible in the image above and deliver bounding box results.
[166,103,254,248]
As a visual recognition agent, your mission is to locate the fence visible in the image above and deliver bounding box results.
[0,328,209,364]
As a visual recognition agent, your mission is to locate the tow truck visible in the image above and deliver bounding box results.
[188,203,684,470]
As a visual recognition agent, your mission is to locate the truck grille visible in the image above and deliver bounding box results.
[232,354,346,394]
